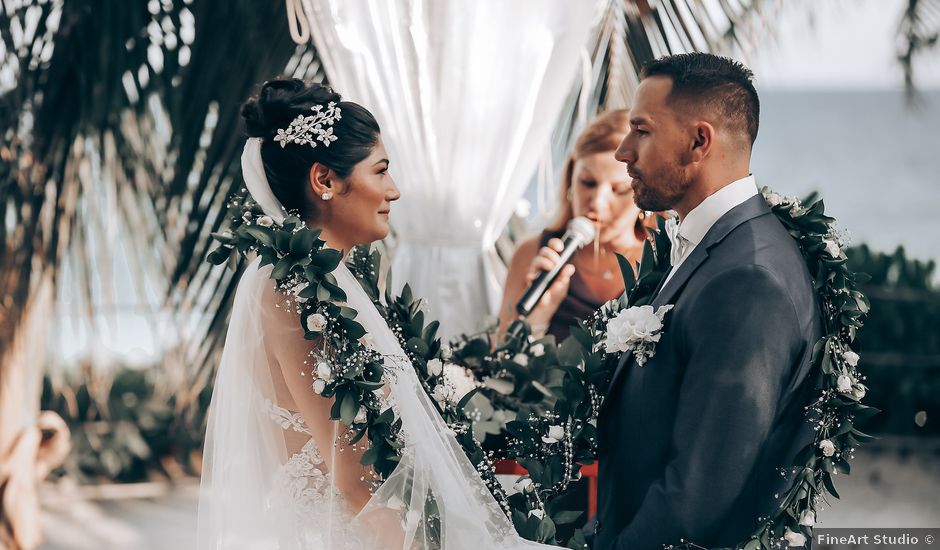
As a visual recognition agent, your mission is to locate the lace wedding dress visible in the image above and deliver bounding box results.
[198,256,563,549]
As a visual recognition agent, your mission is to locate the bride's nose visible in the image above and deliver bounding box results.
[387,177,401,201]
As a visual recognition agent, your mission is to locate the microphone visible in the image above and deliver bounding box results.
[516,216,596,317]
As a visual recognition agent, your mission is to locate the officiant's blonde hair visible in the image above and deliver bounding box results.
[547,109,630,232]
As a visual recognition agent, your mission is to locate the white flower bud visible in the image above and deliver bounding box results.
[426,358,444,377]
[257,215,274,227]
[512,353,529,367]
[542,425,565,444]
[528,509,545,520]
[843,350,860,367]
[784,528,807,547]
[316,361,332,380]
[304,313,327,333]
[837,374,853,393]
[765,192,785,207]
[440,345,453,360]
[823,238,841,258]
[513,478,534,494]
[530,343,545,357]
[819,439,836,457]
[312,379,326,394]
[799,510,816,527]
[852,384,867,401]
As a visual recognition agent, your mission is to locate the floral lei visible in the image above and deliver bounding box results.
[207,186,873,550]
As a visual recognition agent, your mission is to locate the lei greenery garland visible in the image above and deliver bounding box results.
[207,187,874,550]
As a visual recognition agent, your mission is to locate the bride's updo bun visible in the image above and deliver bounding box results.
[240,78,381,219]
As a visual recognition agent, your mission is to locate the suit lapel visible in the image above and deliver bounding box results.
[603,194,773,401]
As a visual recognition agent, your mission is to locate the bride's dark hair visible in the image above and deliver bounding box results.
[240,78,381,219]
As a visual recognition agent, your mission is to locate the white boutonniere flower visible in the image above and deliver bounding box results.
[603,304,674,367]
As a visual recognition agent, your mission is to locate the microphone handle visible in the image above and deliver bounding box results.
[515,234,583,317]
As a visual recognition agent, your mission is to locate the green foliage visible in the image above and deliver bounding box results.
[846,244,940,435]
[40,367,210,483]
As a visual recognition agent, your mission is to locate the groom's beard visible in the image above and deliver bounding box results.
[631,162,691,212]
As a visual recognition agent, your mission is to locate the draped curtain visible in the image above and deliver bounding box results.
[301,0,600,338]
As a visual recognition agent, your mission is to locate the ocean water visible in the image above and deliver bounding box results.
[752,89,940,267]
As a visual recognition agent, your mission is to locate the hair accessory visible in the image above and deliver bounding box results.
[273,102,342,149]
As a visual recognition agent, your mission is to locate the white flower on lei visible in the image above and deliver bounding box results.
[823,237,842,258]
[843,350,860,367]
[304,313,327,333]
[604,304,674,367]
[426,358,444,377]
[257,215,274,227]
[784,527,807,547]
[819,439,836,457]
[541,425,565,444]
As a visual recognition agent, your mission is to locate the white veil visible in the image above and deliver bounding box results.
[197,139,559,549]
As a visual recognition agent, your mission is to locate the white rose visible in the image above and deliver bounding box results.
[257,215,274,227]
[837,374,853,393]
[513,478,534,494]
[604,305,664,353]
[765,192,785,207]
[304,313,327,332]
[316,361,332,380]
[354,407,367,424]
[542,425,565,444]
[799,509,816,527]
[513,353,529,367]
[823,238,841,258]
[784,528,807,547]
[530,343,545,357]
[528,509,545,520]
[242,211,253,222]
[312,379,326,394]
[819,439,836,457]
[426,358,444,377]
[843,350,860,367]
[852,384,867,400]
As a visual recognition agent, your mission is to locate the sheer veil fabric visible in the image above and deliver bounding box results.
[197,140,560,549]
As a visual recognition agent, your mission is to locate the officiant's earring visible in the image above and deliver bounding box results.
[321,192,332,201]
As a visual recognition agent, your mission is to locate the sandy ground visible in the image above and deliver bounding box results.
[38,443,940,549]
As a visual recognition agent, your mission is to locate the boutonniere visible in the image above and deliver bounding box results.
[603,304,674,367]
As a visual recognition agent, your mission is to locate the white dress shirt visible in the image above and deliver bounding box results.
[662,175,758,286]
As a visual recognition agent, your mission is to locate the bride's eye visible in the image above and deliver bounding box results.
[580,179,597,188]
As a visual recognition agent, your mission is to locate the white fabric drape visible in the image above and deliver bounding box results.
[301,0,600,338]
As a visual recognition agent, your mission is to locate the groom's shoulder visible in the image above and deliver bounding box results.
[704,212,815,300]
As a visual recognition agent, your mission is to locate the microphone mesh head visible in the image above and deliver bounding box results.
[566,216,596,243]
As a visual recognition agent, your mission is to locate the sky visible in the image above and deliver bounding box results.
[746,0,940,90]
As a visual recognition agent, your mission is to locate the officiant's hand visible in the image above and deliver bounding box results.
[525,237,576,334]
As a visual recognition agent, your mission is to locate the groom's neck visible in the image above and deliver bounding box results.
[674,162,751,220]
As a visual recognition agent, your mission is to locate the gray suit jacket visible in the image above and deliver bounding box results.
[594,195,822,550]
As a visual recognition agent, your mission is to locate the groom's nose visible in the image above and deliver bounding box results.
[614,134,635,164]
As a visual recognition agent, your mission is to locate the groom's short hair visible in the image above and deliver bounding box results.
[641,53,760,146]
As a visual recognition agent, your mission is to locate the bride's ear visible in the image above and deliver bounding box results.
[309,162,334,198]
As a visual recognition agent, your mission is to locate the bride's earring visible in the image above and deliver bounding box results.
[321,192,332,201]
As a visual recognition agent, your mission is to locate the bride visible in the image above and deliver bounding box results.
[197,78,557,550]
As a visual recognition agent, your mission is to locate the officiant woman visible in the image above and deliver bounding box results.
[498,109,652,341]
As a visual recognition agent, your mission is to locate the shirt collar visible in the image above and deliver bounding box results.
[677,175,758,246]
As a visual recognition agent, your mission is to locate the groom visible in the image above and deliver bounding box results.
[593,53,822,549]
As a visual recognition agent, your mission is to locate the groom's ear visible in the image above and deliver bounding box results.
[689,121,715,162]
[308,162,334,195]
